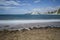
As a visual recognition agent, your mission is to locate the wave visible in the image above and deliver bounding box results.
[0,19,60,24]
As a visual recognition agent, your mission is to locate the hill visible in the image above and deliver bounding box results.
[25,8,60,15]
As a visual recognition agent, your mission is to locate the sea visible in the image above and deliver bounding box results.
[0,14,60,30]
[0,14,60,20]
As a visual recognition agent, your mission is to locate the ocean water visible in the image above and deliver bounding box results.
[0,14,60,20]
[0,14,60,30]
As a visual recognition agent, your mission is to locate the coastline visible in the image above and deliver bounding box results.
[0,19,60,40]
[0,19,60,24]
[0,19,60,31]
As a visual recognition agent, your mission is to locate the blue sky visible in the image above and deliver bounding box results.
[0,0,60,14]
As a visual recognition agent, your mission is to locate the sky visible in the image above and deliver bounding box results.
[0,0,60,14]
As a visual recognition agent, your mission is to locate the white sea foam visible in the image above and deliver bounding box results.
[0,19,60,24]
[0,19,60,31]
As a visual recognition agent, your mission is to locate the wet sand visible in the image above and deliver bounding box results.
[0,22,60,31]
[0,28,60,40]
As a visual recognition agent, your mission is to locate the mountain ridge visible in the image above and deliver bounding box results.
[25,8,60,15]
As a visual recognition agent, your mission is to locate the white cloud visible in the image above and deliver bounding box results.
[26,6,60,14]
[0,0,20,6]
[0,6,18,11]
[0,0,31,6]
[0,0,31,12]
[6,9,29,14]
[5,1,20,6]
[0,6,60,14]
[0,6,30,14]
[34,0,41,3]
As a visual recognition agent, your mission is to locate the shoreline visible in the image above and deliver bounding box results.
[0,22,60,31]
[0,19,60,24]
[0,19,60,31]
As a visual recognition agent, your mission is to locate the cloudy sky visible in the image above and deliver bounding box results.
[0,0,60,14]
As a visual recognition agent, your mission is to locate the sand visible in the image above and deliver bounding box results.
[0,28,60,40]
